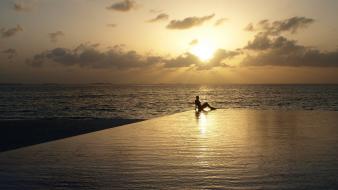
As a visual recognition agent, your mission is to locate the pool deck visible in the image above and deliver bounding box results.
[0,109,338,189]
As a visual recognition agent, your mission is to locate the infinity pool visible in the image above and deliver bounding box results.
[1,109,337,189]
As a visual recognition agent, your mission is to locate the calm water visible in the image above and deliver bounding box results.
[0,84,338,120]
[1,110,337,189]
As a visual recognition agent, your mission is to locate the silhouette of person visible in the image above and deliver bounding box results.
[195,96,216,112]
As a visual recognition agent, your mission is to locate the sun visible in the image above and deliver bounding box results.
[190,40,217,61]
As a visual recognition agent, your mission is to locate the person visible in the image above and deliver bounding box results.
[194,96,216,112]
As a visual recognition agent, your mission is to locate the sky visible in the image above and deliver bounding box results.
[0,0,338,84]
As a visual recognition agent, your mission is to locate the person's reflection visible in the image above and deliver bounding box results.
[195,110,208,134]
[195,109,208,120]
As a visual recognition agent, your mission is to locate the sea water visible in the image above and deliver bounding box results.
[0,84,337,120]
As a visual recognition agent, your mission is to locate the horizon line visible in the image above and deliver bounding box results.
[0,83,338,86]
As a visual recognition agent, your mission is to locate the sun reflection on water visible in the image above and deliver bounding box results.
[195,111,209,135]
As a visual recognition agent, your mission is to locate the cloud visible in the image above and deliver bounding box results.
[244,23,254,31]
[1,48,17,60]
[149,9,163,14]
[245,31,302,51]
[163,53,201,68]
[107,0,136,12]
[1,25,23,38]
[163,49,240,69]
[245,33,292,50]
[242,25,338,67]
[240,17,338,67]
[13,1,36,12]
[147,13,169,23]
[27,42,240,70]
[214,18,228,26]
[166,14,215,30]
[26,16,337,70]
[243,49,338,67]
[208,49,239,66]
[49,31,64,43]
[245,16,314,35]
[107,24,117,28]
[189,39,198,46]
[27,43,163,69]
[13,2,30,12]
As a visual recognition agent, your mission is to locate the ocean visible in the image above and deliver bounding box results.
[1,85,338,189]
[1,84,338,120]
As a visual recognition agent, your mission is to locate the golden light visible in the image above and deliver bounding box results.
[190,40,217,62]
[198,112,207,134]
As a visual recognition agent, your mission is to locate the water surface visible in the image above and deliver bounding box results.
[1,84,337,120]
[1,109,337,189]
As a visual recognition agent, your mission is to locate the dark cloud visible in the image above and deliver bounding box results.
[166,14,215,30]
[244,17,315,51]
[107,0,136,12]
[245,33,300,50]
[240,17,338,67]
[245,33,271,50]
[107,24,117,28]
[242,47,338,68]
[189,39,198,46]
[74,43,100,52]
[1,48,17,60]
[28,53,45,67]
[208,49,239,66]
[164,53,201,68]
[12,0,37,12]
[147,13,169,23]
[242,32,338,67]
[49,31,64,43]
[272,17,314,34]
[214,18,228,26]
[1,25,23,38]
[27,43,163,69]
[244,23,254,31]
[13,2,30,11]
[245,16,314,35]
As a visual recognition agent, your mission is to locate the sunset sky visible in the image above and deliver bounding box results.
[1,0,338,84]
